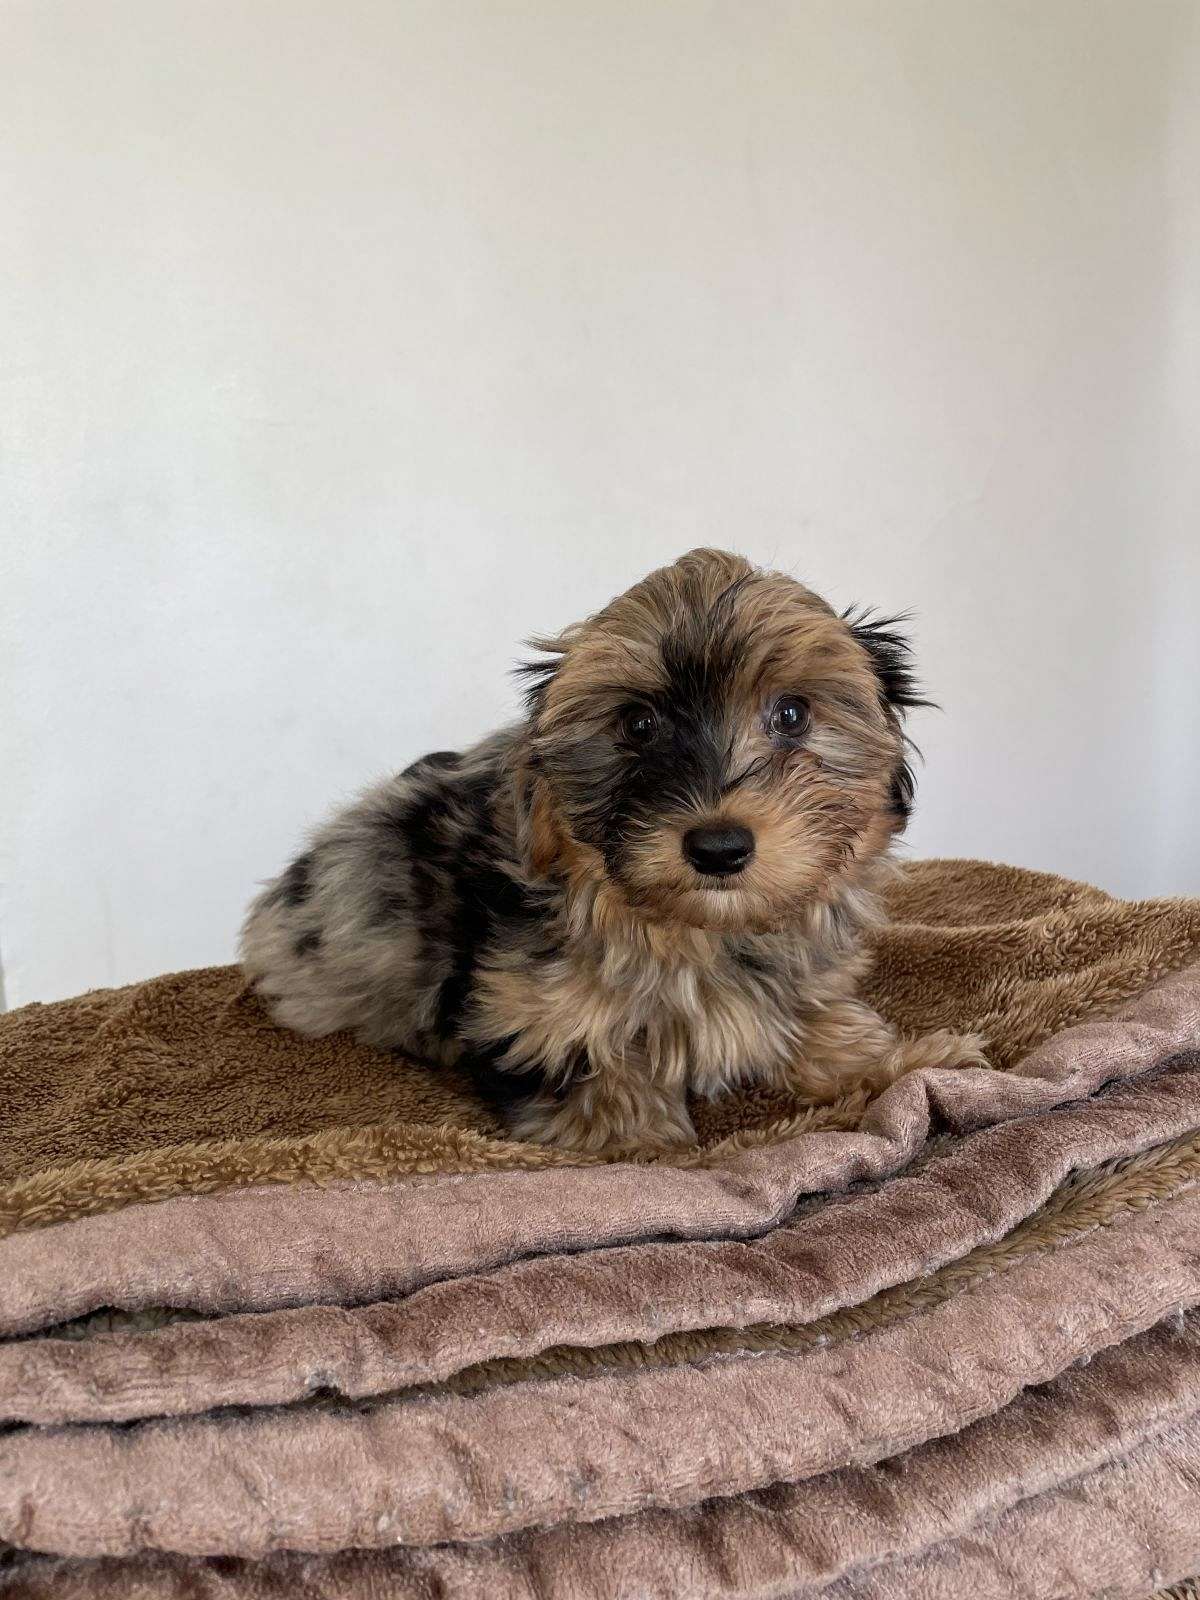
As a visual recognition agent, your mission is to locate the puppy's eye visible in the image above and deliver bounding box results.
[620,707,659,746]
[768,695,811,742]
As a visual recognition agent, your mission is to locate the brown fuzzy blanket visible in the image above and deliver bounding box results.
[3,859,1200,1597]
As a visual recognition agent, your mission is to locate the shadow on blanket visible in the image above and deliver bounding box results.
[2,858,1200,1598]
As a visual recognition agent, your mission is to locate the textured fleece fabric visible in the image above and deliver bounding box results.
[2,859,1200,1596]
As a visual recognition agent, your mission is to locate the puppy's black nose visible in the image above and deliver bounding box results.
[682,825,755,876]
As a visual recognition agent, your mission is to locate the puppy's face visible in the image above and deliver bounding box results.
[523,550,920,933]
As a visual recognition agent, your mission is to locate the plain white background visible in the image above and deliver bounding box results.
[2,0,1198,1008]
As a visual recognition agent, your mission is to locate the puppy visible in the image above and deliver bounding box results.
[241,549,984,1152]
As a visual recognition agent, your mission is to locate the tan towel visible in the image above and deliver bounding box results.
[4,856,1200,1236]
[3,858,1200,1597]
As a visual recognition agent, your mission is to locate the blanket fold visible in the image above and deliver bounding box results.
[3,859,1200,1597]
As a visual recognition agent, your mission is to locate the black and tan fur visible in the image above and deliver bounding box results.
[242,550,984,1152]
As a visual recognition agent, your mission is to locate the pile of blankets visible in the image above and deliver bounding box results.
[3,858,1200,1598]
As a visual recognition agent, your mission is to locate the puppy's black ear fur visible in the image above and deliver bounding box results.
[843,607,931,831]
[888,756,917,829]
[842,608,930,716]
[514,656,559,719]
[514,629,576,721]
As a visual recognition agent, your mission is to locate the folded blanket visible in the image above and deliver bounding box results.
[3,859,1200,1598]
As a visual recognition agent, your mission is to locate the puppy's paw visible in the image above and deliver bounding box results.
[865,1028,989,1092]
[509,1088,696,1158]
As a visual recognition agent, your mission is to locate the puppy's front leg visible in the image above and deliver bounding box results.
[509,1052,695,1156]
[776,999,987,1105]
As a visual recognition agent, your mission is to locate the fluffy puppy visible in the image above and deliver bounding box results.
[242,549,985,1152]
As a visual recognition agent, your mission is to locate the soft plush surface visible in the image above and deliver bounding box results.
[3,859,1200,1596]
[5,857,1200,1234]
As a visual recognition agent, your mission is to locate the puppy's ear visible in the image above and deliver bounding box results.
[513,626,577,720]
[887,755,917,830]
[842,608,929,718]
[509,738,570,879]
[511,626,593,876]
[526,775,569,877]
[843,607,931,830]
[509,645,568,880]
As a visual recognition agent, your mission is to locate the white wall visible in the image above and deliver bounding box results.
[2,0,1198,1007]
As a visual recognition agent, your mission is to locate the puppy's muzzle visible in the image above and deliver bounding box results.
[682,824,755,877]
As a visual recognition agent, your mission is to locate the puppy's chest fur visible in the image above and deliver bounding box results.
[471,921,812,1097]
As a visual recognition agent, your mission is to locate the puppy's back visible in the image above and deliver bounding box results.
[240,732,520,1057]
